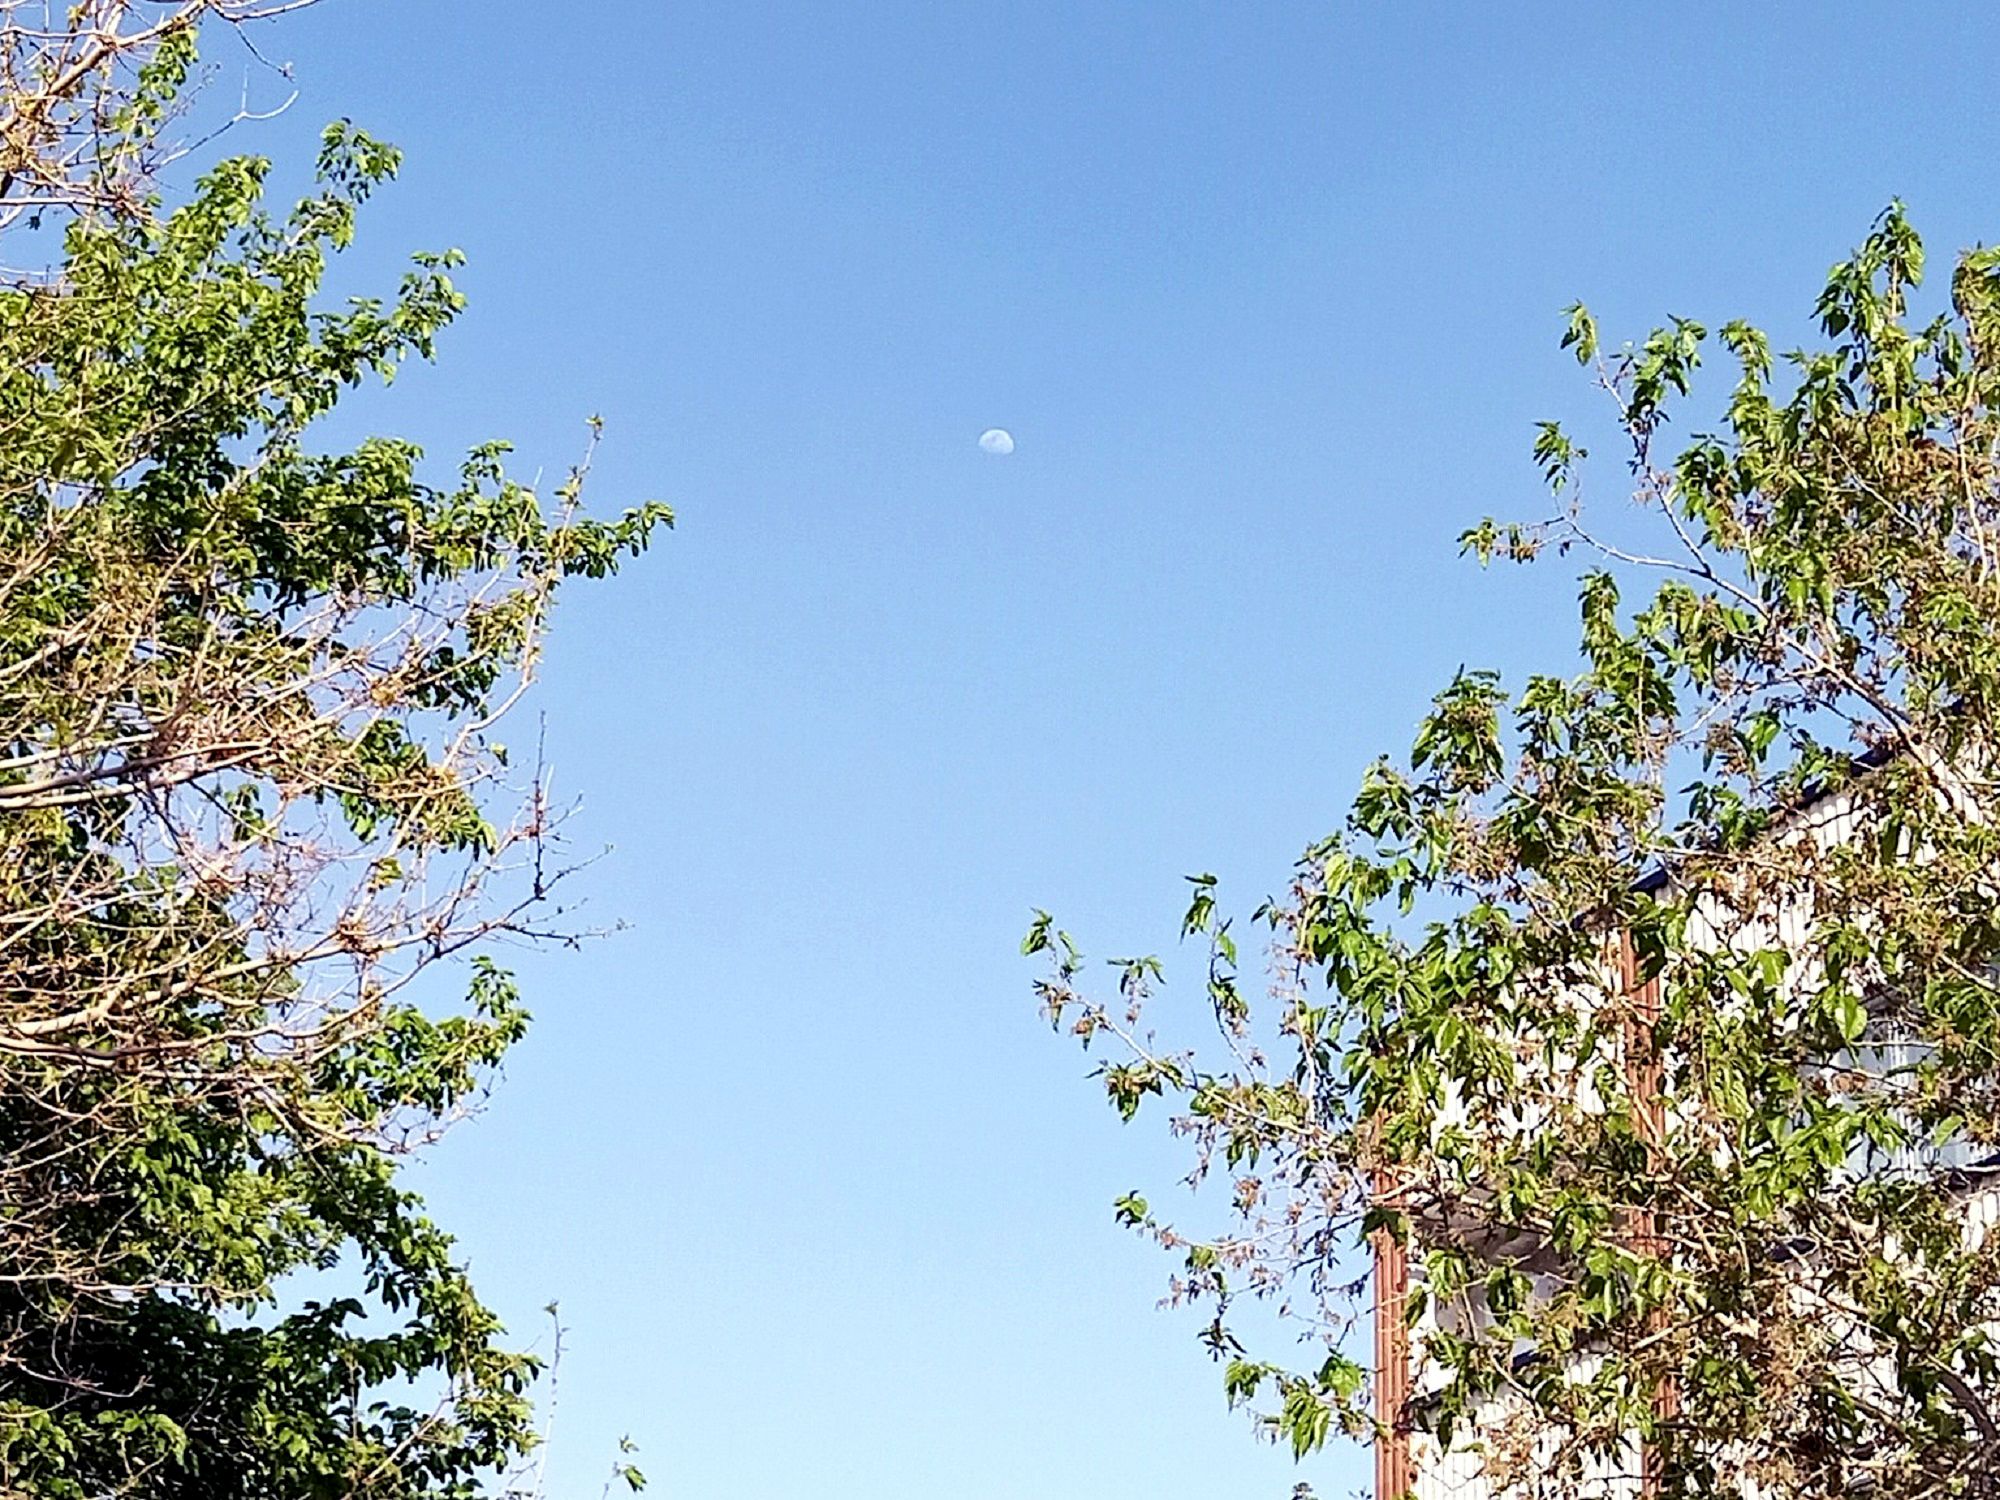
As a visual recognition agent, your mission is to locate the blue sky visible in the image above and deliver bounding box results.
[224,4,2000,1495]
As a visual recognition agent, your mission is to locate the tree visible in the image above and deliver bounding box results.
[0,7,667,1496]
[1029,208,2000,1499]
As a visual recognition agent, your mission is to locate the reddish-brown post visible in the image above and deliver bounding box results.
[1620,930,1678,1497]
[1372,1170,1412,1500]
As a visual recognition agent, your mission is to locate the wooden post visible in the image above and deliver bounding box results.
[1373,1171,1412,1500]
[1620,930,1677,1497]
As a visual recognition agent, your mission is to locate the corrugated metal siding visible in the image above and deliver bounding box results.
[1409,1427,1493,1500]
[1963,1181,2000,1245]
[1405,1389,1646,1500]
[1389,776,1999,1498]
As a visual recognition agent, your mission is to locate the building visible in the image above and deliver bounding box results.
[1367,763,2000,1499]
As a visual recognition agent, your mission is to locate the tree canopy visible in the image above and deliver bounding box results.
[1030,209,2000,1499]
[0,8,666,1496]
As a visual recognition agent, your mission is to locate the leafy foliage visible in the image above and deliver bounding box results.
[1031,207,2000,1497]
[0,16,667,1499]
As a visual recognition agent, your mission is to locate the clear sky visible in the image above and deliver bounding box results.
[221,4,2000,1496]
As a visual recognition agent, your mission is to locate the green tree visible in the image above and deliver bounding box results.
[0,8,667,1496]
[1030,209,2000,1498]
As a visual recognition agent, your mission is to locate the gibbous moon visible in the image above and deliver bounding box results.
[978,428,1015,455]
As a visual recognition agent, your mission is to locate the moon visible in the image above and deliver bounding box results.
[978,428,1015,456]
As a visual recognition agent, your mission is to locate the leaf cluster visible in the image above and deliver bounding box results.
[1031,206,2000,1498]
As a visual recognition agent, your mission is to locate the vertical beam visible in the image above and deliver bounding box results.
[1373,1173,1412,1500]
[1621,930,1678,1497]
